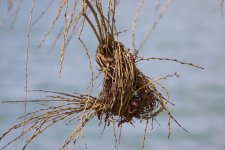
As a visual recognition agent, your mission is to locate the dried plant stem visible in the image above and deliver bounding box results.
[83,13,101,43]
[23,0,36,140]
[49,27,63,51]
[84,0,103,42]
[112,120,118,150]
[152,72,179,82]
[39,0,65,47]
[60,112,95,149]
[137,57,204,69]
[78,19,94,93]
[139,0,172,49]
[132,0,145,49]
[116,125,122,150]
[141,119,149,150]
[10,0,23,29]
[31,0,54,26]
[96,1,108,38]
[111,0,117,36]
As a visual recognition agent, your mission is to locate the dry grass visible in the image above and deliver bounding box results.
[0,0,208,150]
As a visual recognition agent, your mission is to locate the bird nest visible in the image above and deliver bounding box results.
[95,40,167,125]
[0,0,203,149]
[0,41,171,149]
[0,38,177,150]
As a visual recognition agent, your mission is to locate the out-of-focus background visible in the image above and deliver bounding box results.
[0,0,225,150]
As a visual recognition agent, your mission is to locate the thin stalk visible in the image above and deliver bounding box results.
[83,13,101,43]
[84,0,103,42]
[96,1,108,39]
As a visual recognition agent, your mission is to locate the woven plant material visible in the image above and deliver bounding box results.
[0,0,204,149]
[95,41,166,126]
[0,41,170,149]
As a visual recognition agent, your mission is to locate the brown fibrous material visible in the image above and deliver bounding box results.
[94,40,166,126]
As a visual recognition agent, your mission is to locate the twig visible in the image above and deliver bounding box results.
[132,0,145,49]
[10,0,23,30]
[31,0,54,26]
[23,0,36,140]
[83,13,101,43]
[141,119,149,150]
[38,0,65,48]
[137,57,204,69]
[2,99,81,103]
[170,114,189,133]
[138,0,172,49]
[84,0,103,42]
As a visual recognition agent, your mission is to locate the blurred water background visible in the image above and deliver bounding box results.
[0,0,225,150]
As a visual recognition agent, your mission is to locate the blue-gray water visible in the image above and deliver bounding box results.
[0,0,225,150]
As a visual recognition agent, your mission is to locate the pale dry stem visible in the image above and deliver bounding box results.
[139,0,172,49]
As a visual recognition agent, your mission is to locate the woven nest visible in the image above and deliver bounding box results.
[94,41,166,126]
[0,41,170,149]
[0,1,195,149]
